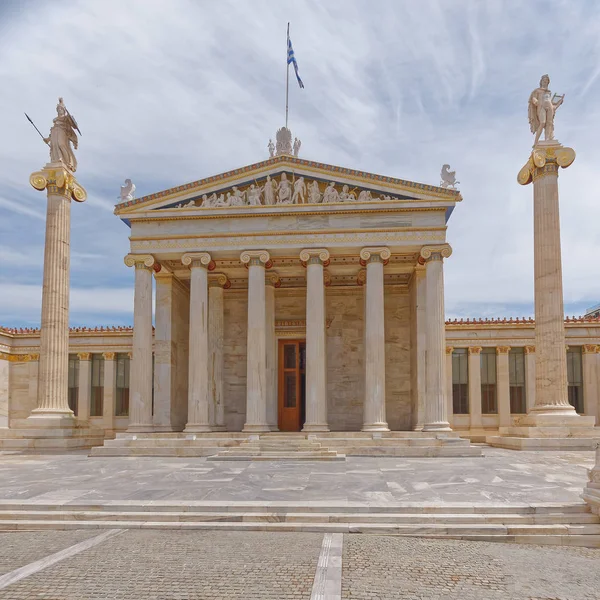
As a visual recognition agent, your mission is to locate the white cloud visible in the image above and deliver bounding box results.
[1,0,600,326]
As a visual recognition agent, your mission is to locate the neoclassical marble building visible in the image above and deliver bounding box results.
[1,150,599,454]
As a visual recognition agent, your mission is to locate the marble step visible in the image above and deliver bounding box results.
[89,446,224,457]
[0,510,596,526]
[207,450,344,461]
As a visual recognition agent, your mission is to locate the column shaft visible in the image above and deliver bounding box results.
[496,347,511,427]
[583,346,599,422]
[102,353,116,434]
[208,281,226,430]
[413,268,427,430]
[468,347,483,429]
[362,253,388,431]
[532,169,572,413]
[422,251,451,431]
[445,347,454,428]
[186,261,211,432]
[77,353,92,421]
[242,252,269,432]
[128,262,154,432]
[33,192,72,418]
[303,253,329,432]
[264,280,278,431]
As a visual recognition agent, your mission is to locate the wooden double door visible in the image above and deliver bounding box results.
[278,340,306,431]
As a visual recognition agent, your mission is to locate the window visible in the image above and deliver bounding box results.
[452,349,469,414]
[567,347,584,413]
[115,353,130,417]
[509,348,527,414]
[481,348,497,414]
[68,354,79,416]
[90,354,104,417]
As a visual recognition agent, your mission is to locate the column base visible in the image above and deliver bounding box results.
[26,411,76,429]
[242,424,270,433]
[361,423,390,432]
[184,424,214,433]
[422,422,452,432]
[524,404,582,424]
[302,424,330,433]
[126,425,155,433]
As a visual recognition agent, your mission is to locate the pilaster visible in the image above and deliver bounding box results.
[496,346,511,428]
[468,347,483,429]
[76,352,92,422]
[102,352,116,434]
[524,346,536,412]
[445,346,454,428]
[582,345,600,423]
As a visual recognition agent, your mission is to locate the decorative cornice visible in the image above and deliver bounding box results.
[582,344,600,354]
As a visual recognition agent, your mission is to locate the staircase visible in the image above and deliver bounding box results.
[207,433,344,461]
[0,501,598,546]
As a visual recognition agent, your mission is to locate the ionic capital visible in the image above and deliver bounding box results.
[29,353,40,361]
[300,248,330,266]
[208,273,231,289]
[124,254,159,271]
[266,272,281,288]
[524,345,535,354]
[419,244,452,264]
[356,269,367,287]
[517,144,576,186]
[468,346,482,355]
[323,271,332,287]
[446,346,454,355]
[29,166,87,202]
[496,346,511,355]
[182,252,214,270]
[103,352,116,361]
[240,250,271,267]
[77,352,92,361]
[359,247,390,266]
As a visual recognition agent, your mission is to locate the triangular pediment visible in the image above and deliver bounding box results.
[115,155,461,217]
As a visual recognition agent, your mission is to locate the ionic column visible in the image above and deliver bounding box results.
[102,352,117,433]
[125,254,156,432]
[300,249,330,432]
[27,166,86,424]
[182,253,213,432]
[518,142,576,416]
[208,273,230,431]
[468,347,483,429]
[413,266,427,430]
[76,352,92,422]
[524,346,536,412]
[265,273,281,431]
[445,346,454,428]
[496,346,511,427]
[420,245,452,431]
[241,250,270,433]
[360,247,390,432]
[582,345,600,422]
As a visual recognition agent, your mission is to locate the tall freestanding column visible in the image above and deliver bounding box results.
[182,253,213,432]
[27,164,87,425]
[300,249,330,432]
[420,245,452,432]
[241,250,270,433]
[265,273,281,431]
[360,247,390,432]
[208,273,230,431]
[125,254,156,432]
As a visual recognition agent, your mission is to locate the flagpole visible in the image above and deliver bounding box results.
[285,22,290,129]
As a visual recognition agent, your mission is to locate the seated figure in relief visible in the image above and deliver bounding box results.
[229,186,246,206]
[277,173,292,204]
[292,176,306,204]
[247,184,262,206]
[357,189,372,202]
[322,182,339,203]
[308,180,321,203]
[339,184,356,202]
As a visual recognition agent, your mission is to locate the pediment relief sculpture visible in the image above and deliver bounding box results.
[169,173,409,210]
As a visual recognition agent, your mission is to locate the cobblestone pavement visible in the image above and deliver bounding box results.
[1,530,599,600]
[342,536,600,600]
[0,447,594,504]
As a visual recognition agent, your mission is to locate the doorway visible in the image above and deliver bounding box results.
[278,340,306,431]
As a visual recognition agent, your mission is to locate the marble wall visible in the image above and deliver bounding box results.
[0,359,8,427]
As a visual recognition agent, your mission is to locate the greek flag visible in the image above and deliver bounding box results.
[287,36,304,89]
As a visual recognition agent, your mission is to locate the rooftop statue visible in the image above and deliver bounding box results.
[528,74,564,146]
[293,137,301,157]
[119,179,136,202]
[268,139,275,158]
[440,164,459,190]
[44,97,81,172]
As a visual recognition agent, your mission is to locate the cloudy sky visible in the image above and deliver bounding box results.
[1,0,599,327]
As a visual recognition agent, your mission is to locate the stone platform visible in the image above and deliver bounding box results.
[0,421,105,451]
[90,431,482,458]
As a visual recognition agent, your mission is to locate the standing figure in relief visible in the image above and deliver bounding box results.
[528,74,564,146]
[322,182,339,203]
[268,139,275,158]
[308,180,321,203]
[277,173,292,203]
[339,184,356,202]
[292,176,306,204]
[247,184,262,206]
[44,97,79,172]
[230,186,245,206]
[357,189,372,203]
[263,175,276,205]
